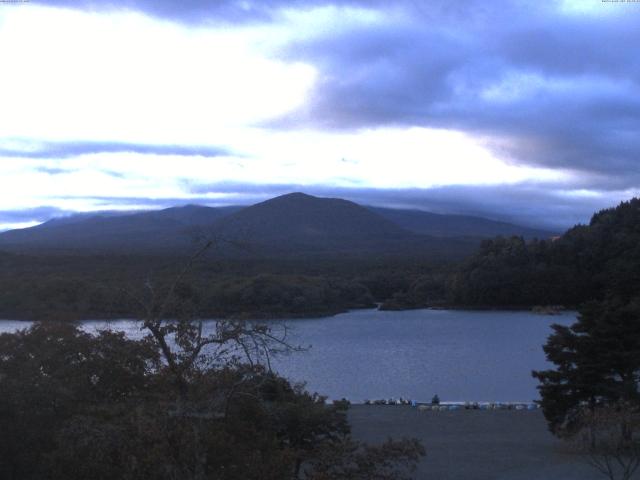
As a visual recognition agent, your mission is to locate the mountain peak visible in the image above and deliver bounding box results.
[264,192,320,203]
[172,204,207,210]
[279,192,313,199]
[211,192,409,249]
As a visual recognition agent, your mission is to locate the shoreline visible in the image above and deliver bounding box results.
[0,305,577,323]
[357,400,540,409]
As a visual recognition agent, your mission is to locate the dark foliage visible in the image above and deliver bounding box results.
[379,273,448,310]
[533,298,640,435]
[0,250,458,320]
[0,323,160,479]
[0,323,424,480]
[452,198,640,308]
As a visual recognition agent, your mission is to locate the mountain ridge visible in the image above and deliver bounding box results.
[0,193,557,256]
[369,206,556,239]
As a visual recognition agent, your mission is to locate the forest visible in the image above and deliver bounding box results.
[2,198,640,320]
[451,198,640,308]
[0,250,452,320]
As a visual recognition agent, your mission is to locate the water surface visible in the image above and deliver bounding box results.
[0,309,575,402]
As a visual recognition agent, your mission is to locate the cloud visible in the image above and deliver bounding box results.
[30,0,397,23]
[0,206,73,231]
[5,0,639,232]
[0,8,316,145]
[267,0,640,187]
[31,0,275,23]
[34,166,71,175]
[0,206,69,223]
[0,140,231,159]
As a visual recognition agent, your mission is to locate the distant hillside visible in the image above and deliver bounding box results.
[0,193,550,258]
[0,205,240,252]
[369,207,557,239]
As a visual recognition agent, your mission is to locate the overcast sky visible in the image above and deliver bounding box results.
[1,0,639,231]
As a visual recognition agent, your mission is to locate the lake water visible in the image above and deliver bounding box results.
[0,309,575,403]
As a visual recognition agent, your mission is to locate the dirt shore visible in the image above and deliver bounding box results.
[348,405,603,480]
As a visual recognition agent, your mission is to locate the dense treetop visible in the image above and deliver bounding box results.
[452,198,640,307]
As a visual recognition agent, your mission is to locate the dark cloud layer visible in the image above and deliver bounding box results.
[0,140,230,159]
[32,0,640,188]
[272,0,640,188]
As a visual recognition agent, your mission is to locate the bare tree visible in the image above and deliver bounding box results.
[573,401,640,480]
[116,240,307,479]
[123,239,301,405]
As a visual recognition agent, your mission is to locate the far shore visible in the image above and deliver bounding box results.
[0,305,577,323]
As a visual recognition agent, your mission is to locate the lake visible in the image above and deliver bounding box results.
[0,309,575,403]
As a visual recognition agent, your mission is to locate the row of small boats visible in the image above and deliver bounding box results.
[416,402,539,411]
[361,399,540,410]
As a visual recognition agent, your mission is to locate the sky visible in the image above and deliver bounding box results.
[1,0,639,232]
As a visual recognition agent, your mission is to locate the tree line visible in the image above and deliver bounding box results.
[451,198,640,308]
[0,251,452,320]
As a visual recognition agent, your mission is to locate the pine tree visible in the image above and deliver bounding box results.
[533,297,640,435]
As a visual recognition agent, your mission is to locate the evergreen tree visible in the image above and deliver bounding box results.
[452,197,640,308]
[533,297,640,435]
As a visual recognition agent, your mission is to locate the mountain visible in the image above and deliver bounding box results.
[0,205,241,252]
[209,192,413,252]
[369,207,557,239]
[0,193,553,257]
